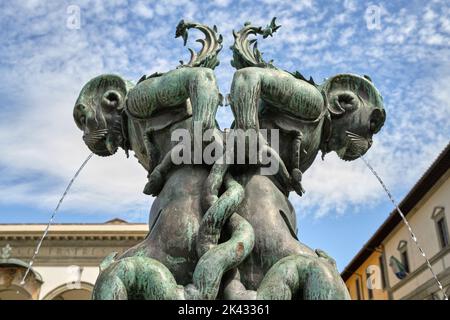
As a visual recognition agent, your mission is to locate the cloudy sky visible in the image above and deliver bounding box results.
[0,0,449,271]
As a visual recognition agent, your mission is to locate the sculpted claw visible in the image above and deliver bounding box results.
[144,170,164,196]
[291,168,305,196]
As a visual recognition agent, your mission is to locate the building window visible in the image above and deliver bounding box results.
[400,250,410,273]
[379,255,386,289]
[432,207,449,250]
[366,270,374,299]
[437,218,449,248]
[355,278,362,300]
[397,240,410,273]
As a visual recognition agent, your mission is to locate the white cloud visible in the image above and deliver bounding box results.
[213,0,232,7]
[133,2,154,19]
[343,0,358,12]
[338,27,355,46]
[0,72,152,219]
[0,0,449,223]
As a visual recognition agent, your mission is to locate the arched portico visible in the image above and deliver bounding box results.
[42,282,94,300]
[0,257,43,300]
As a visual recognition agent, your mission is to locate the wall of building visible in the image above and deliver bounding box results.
[383,171,450,300]
[345,250,389,300]
[0,221,147,300]
[35,266,99,299]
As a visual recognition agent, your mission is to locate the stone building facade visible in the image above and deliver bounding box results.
[342,143,450,300]
[0,218,147,300]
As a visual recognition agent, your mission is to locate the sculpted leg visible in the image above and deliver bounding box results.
[188,68,221,130]
[127,67,222,196]
[127,67,220,130]
[230,67,324,131]
[256,254,350,300]
[230,68,262,130]
[143,140,180,196]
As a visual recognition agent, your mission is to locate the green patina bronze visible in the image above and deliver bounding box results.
[73,18,386,300]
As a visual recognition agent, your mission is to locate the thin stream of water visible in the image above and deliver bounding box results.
[361,155,448,300]
[16,151,446,300]
[19,153,94,286]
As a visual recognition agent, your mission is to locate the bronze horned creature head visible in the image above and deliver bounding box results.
[320,74,386,161]
[73,75,134,157]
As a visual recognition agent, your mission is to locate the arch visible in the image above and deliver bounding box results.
[42,281,94,300]
[0,285,32,300]
[431,206,445,219]
[397,240,407,251]
[0,259,43,300]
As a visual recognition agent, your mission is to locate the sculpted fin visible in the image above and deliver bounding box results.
[289,70,317,87]
[230,17,281,70]
[137,72,165,84]
[175,20,223,70]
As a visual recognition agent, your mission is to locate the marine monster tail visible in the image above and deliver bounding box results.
[230,17,281,70]
[176,20,223,70]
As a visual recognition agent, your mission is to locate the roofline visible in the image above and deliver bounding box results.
[0,221,149,240]
[0,222,147,225]
[341,142,450,281]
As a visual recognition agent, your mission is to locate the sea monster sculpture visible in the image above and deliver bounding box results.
[206,18,386,299]
[74,21,254,299]
[72,18,386,300]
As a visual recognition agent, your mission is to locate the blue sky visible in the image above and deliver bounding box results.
[0,0,449,271]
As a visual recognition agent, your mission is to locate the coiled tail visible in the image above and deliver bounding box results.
[257,253,350,300]
[186,213,255,299]
[93,256,182,300]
